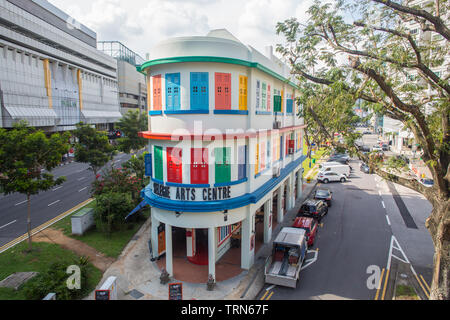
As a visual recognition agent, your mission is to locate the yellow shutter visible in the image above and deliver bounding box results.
[281,90,284,112]
[239,75,248,110]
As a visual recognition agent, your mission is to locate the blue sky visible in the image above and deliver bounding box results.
[48,0,317,58]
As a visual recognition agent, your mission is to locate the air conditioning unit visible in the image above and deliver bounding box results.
[273,166,281,178]
[288,148,294,155]
[273,121,281,129]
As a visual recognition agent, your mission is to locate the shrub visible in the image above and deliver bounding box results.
[22,258,89,300]
[94,191,135,234]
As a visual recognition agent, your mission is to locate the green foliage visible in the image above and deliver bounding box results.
[22,261,88,300]
[385,156,408,171]
[72,122,116,176]
[94,191,135,234]
[116,110,148,154]
[122,152,148,183]
[0,121,70,196]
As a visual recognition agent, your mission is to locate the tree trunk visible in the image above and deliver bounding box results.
[27,193,32,252]
[426,198,450,299]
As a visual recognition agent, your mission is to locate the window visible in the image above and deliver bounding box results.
[286,93,293,113]
[166,73,180,110]
[267,140,271,167]
[167,147,182,183]
[154,146,163,181]
[152,75,162,110]
[267,84,271,111]
[215,147,231,183]
[261,83,266,111]
[239,75,248,110]
[238,145,247,180]
[215,73,231,110]
[410,28,418,35]
[255,143,259,175]
[256,80,260,110]
[191,148,209,184]
[261,141,266,171]
[191,72,209,110]
[274,89,281,112]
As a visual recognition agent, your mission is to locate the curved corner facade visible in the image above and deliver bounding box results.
[140,30,307,280]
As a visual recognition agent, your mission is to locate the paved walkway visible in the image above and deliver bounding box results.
[85,178,318,300]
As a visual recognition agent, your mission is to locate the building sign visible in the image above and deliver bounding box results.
[168,283,183,300]
[152,182,232,202]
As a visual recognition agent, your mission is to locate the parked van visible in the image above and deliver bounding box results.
[319,163,351,177]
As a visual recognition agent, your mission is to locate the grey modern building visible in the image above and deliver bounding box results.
[0,0,122,132]
[98,41,147,115]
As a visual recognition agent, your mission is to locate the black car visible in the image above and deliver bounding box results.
[314,188,333,207]
[297,199,328,222]
[360,162,370,173]
[382,144,389,151]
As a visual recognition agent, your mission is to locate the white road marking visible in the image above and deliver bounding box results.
[52,186,63,191]
[0,220,17,230]
[378,190,382,196]
[14,200,27,206]
[78,187,87,192]
[265,284,276,291]
[77,177,85,181]
[47,200,60,207]
[385,215,391,226]
[301,249,319,270]
[381,201,385,208]
[76,169,84,173]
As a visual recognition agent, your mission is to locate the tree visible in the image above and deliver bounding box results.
[0,122,70,251]
[115,110,148,154]
[72,122,116,177]
[122,153,147,183]
[276,0,449,299]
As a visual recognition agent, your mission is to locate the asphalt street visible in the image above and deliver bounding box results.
[0,152,137,247]
[258,157,434,300]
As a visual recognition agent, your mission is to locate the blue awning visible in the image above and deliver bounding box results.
[125,200,148,220]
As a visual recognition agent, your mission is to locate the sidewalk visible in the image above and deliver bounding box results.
[85,179,319,300]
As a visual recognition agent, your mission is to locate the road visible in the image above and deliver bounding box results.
[258,157,434,300]
[0,152,138,247]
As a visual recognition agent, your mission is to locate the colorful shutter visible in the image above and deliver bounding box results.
[267,140,271,166]
[239,75,248,110]
[154,146,163,180]
[256,80,260,110]
[261,83,266,111]
[191,72,209,110]
[152,74,161,110]
[272,136,277,162]
[267,85,271,111]
[238,145,247,180]
[280,136,283,159]
[281,90,284,112]
[286,97,293,114]
[191,148,209,184]
[167,147,182,183]
[261,141,265,170]
[215,147,231,183]
[166,73,180,110]
[215,73,231,110]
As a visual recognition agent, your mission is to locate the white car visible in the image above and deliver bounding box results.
[317,171,347,184]
[419,178,434,188]
[372,145,382,152]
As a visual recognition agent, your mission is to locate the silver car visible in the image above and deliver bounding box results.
[317,171,347,183]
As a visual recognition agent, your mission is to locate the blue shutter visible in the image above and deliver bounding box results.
[166,73,180,110]
[238,145,247,180]
[280,136,283,159]
[191,72,208,110]
[286,98,293,113]
[145,153,152,176]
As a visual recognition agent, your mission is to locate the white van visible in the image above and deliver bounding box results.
[319,163,351,177]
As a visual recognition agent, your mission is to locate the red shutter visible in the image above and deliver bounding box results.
[215,73,231,110]
[153,75,161,110]
[167,147,182,183]
[224,73,231,109]
[191,148,208,184]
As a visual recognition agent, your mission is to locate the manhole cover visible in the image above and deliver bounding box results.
[129,289,144,299]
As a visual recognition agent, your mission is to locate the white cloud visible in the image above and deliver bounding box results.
[48,0,321,59]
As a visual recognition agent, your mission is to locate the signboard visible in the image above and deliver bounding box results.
[95,290,110,300]
[168,283,183,300]
[152,181,232,202]
[145,154,152,177]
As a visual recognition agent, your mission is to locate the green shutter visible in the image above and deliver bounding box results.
[274,95,281,112]
[154,146,163,180]
[215,147,231,183]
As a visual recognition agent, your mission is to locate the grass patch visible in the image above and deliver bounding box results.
[395,284,419,300]
[302,146,329,178]
[52,202,150,258]
[0,242,102,300]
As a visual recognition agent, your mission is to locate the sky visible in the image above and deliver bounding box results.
[47,0,317,59]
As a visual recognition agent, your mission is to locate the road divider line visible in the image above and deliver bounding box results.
[52,186,63,191]
[381,268,390,300]
[47,200,60,207]
[78,187,88,192]
[381,201,385,208]
[374,268,385,300]
[419,275,431,293]
[0,220,17,230]
[385,215,391,226]
[77,177,85,181]
[0,198,94,254]
[266,291,274,300]
[260,291,268,300]
[414,273,430,299]
[265,285,275,291]
[14,200,27,206]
